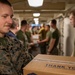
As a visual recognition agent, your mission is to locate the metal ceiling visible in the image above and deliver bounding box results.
[8,0,75,24]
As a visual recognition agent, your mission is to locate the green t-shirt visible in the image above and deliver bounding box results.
[17,30,25,42]
[25,31,32,43]
[46,30,51,46]
[52,28,60,48]
[16,30,28,50]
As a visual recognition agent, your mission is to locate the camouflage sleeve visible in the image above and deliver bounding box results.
[15,42,34,74]
[6,36,33,75]
[20,41,34,66]
[0,50,18,75]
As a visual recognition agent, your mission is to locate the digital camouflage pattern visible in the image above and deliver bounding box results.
[0,35,32,75]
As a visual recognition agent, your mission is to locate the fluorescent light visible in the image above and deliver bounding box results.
[33,13,40,17]
[34,18,39,24]
[34,18,39,21]
[28,0,44,7]
[35,20,39,24]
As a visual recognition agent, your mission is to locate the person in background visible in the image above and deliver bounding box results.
[38,24,47,54]
[47,19,60,55]
[25,24,33,43]
[38,25,51,53]
[32,26,38,35]
[0,0,32,74]
[6,18,19,39]
[25,24,34,54]
[69,10,75,27]
[69,9,75,56]
[16,20,34,52]
[17,20,28,51]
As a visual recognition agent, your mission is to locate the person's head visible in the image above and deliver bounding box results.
[10,18,19,34]
[21,20,27,32]
[45,25,50,31]
[69,9,75,27]
[0,0,13,37]
[40,23,45,28]
[26,24,31,31]
[50,19,57,28]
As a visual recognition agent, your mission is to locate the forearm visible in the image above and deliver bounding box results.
[47,39,55,53]
[48,43,54,52]
[40,39,47,43]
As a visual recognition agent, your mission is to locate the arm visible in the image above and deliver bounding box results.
[38,37,49,43]
[47,38,56,54]
[38,31,50,43]
[0,50,17,74]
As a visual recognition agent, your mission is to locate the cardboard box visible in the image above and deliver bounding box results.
[23,54,75,75]
[32,34,39,43]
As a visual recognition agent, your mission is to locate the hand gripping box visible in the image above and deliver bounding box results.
[23,54,75,75]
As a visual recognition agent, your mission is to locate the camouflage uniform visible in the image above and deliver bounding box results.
[0,35,32,75]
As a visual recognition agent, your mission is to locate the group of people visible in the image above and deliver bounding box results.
[0,0,75,75]
[37,19,60,55]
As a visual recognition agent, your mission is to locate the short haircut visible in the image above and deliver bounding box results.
[46,25,50,28]
[69,9,75,16]
[51,19,57,25]
[0,0,12,6]
[41,23,45,28]
[21,20,27,26]
[10,18,18,29]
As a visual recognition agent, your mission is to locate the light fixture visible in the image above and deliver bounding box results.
[33,13,40,17]
[35,20,39,25]
[28,0,44,7]
[34,18,39,24]
[34,18,39,21]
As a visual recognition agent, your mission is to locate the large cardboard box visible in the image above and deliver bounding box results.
[23,54,75,75]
